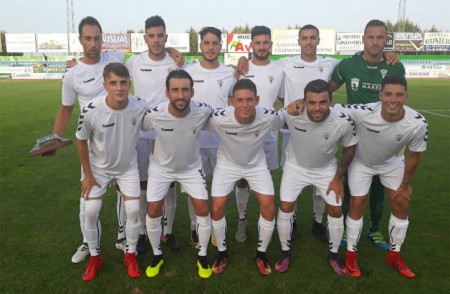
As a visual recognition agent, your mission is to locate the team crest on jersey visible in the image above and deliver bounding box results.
[380,69,388,79]
[192,127,198,134]
[268,76,274,83]
[351,78,360,91]
[395,134,404,142]
[217,79,224,88]
[318,66,324,73]
[323,132,330,140]
[131,117,138,126]
[255,130,260,137]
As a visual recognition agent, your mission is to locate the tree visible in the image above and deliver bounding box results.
[426,25,441,32]
[186,26,198,54]
[126,29,135,33]
[230,24,252,34]
[287,24,301,30]
[385,18,421,32]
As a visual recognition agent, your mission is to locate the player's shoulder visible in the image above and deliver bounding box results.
[257,105,279,118]
[404,106,428,126]
[218,63,236,75]
[339,102,377,112]
[210,107,229,118]
[102,51,125,63]
[192,100,213,111]
[129,94,149,109]
[144,102,166,117]
[320,56,340,66]
[329,107,355,124]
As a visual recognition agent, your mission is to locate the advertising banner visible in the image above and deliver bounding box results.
[227,34,252,52]
[336,33,364,52]
[102,33,130,51]
[423,32,450,51]
[317,29,336,54]
[5,34,36,53]
[384,32,395,51]
[68,33,83,53]
[37,34,68,53]
[223,52,249,66]
[394,32,423,51]
[272,29,299,55]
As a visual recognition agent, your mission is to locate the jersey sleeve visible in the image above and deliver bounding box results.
[408,114,428,152]
[331,58,346,84]
[61,69,77,106]
[75,103,94,140]
[142,108,156,131]
[340,113,358,147]
[265,108,284,131]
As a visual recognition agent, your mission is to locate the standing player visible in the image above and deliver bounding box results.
[185,27,236,247]
[233,25,284,242]
[44,16,127,263]
[143,70,213,279]
[207,79,285,276]
[334,76,428,278]
[76,63,147,281]
[238,24,339,242]
[329,19,406,250]
[125,15,180,253]
[278,79,357,275]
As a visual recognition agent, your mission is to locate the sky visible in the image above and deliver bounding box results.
[1,0,449,34]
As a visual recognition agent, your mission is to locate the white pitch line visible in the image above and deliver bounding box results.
[416,110,450,118]
[417,110,450,112]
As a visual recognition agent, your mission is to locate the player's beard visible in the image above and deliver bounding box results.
[202,53,219,63]
[253,50,269,61]
[171,99,189,113]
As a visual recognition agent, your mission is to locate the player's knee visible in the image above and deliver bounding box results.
[125,199,140,223]
[84,200,101,226]
[327,205,342,218]
[391,197,409,214]
[279,201,295,213]
[261,203,275,220]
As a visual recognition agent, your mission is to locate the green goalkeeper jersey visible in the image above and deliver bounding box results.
[331,54,405,104]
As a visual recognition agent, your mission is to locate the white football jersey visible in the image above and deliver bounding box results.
[239,61,284,143]
[281,108,357,169]
[125,52,178,139]
[142,100,213,172]
[185,62,236,148]
[206,105,285,168]
[276,56,339,105]
[334,102,428,166]
[62,51,125,110]
[75,94,148,175]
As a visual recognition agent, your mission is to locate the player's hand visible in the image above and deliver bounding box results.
[392,184,412,202]
[326,177,344,204]
[41,139,59,157]
[81,175,101,200]
[167,48,185,68]
[385,51,399,65]
[286,99,304,116]
[236,56,249,76]
[66,58,78,69]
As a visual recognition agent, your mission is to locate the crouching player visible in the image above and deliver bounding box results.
[143,70,213,279]
[337,75,428,278]
[281,79,357,275]
[76,63,148,281]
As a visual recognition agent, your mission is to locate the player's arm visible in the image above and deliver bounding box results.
[286,99,305,116]
[41,104,74,157]
[76,139,100,199]
[166,47,185,68]
[392,151,421,202]
[327,144,357,203]
[329,79,343,92]
[236,56,249,75]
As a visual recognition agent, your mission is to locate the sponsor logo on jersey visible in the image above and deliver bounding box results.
[351,78,359,91]
[192,127,197,134]
[366,65,377,69]
[294,127,307,132]
[103,122,115,128]
[395,134,404,142]
[225,131,237,135]
[140,68,152,72]
[366,127,380,134]
[194,80,205,83]
[161,128,174,131]
[380,69,388,79]
[323,132,329,140]
[293,66,305,69]
[83,77,95,83]
[218,79,224,88]
[131,117,138,126]
[268,76,274,83]
[244,75,255,78]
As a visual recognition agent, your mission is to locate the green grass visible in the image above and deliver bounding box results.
[0,80,449,293]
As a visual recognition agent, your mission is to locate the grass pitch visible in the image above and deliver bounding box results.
[0,79,449,293]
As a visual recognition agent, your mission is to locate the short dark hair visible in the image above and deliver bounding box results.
[165,69,194,89]
[78,16,102,36]
[199,27,222,42]
[251,26,271,40]
[381,75,407,92]
[103,62,130,80]
[364,19,387,34]
[233,79,257,96]
[304,79,332,100]
[145,15,166,31]
[299,24,319,38]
